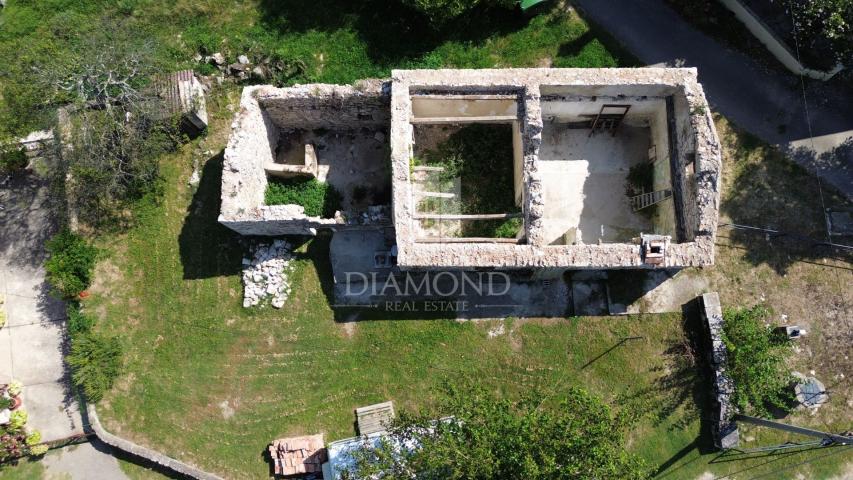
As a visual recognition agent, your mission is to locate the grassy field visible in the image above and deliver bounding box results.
[0,0,633,139]
[0,458,44,480]
[73,86,851,479]
[1,1,850,478]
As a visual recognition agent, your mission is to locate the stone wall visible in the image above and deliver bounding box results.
[87,405,224,480]
[17,130,57,165]
[699,292,739,450]
[390,68,721,270]
[220,69,721,269]
[259,80,389,129]
[218,81,390,236]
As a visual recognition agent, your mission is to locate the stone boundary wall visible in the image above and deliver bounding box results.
[87,405,224,480]
[699,292,739,449]
[390,68,721,270]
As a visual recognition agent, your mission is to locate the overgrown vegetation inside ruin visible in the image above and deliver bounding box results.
[417,123,521,238]
[265,177,342,218]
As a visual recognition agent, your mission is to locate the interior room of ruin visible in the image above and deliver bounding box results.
[538,91,677,245]
[408,94,525,242]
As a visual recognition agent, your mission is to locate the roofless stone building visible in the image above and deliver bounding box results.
[220,68,721,274]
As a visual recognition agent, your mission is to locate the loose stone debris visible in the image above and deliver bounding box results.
[242,240,293,309]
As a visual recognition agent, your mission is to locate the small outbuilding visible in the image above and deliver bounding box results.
[155,70,209,137]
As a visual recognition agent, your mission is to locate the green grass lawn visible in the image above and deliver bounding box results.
[0,0,634,139]
[2,1,850,478]
[0,458,44,480]
[76,88,852,479]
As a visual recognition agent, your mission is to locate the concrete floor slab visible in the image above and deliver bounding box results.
[572,280,610,316]
[5,292,65,327]
[22,382,83,441]
[538,124,654,244]
[3,266,51,297]
[41,441,129,479]
[6,322,67,385]
[276,128,391,211]
[607,269,711,314]
[0,327,12,383]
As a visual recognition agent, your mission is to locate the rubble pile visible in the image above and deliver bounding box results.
[242,240,293,309]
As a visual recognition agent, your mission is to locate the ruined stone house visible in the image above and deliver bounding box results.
[220,68,720,281]
[222,68,722,314]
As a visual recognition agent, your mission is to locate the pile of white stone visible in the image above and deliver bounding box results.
[242,240,293,308]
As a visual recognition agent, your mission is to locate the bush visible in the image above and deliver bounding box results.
[626,162,654,197]
[0,147,28,174]
[793,0,853,65]
[44,229,98,298]
[24,432,41,446]
[28,444,49,457]
[67,303,95,336]
[67,332,123,402]
[7,380,22,397]
[9,410,27,430]
[265,178,342,218]
[346,383,650,479]
[722,305,794,417]
[493,217,523,238]
[402,0,517,25]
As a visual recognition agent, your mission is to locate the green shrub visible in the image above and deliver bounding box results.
[265,178,342,218]
[0,147,28,174]
[9,410,27,430]
[0,397,12,410]
[722,305,794,417]
[25,432,41,446]
[44,229,98,298]
[346,383,650,479]
[402,0,517,25]
[67,332,123,402]
[626,161,654,197]
[67,303,95,336]
[493,217,522,238]
[29,444,49,456]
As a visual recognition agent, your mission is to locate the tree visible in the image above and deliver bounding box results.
[790,0,852,65]
[722,305,794,417]
[34,19,177,227]
[343,384,651,480]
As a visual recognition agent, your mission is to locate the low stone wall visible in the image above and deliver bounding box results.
[699,292,739,449]
[87,405,224,480]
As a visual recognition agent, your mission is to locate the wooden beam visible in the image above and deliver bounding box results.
[415,191,456,198]
[414,213,522,220]
[416,237,521,244]
[410,115,518,125]
[412,165,444,172]
[412,94,519,100]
